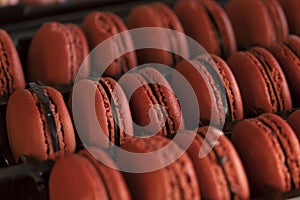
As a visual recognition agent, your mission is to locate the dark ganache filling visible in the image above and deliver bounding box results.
[99,79,121,146]
[251,50,282,111]
[198,131,236,200]
[139,71,174,138]
[284,42,300,60]
[203,5,225,58]
[27,83,59,152]
[258,118,295,189]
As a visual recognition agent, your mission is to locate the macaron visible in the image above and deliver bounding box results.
[287,110,300,140]
[232,113,300,196]
[278,0,300,36]
[82,12,137,78]
[227,46,292,118]
[174,0,237,58]
[49,148,131,200]
[0,29,25,97]
[269,35,300,107]
[70,77,133,147]
[179,127,249,199]
[117,135,200,200]
[127,2,185,67]
[226,0,288,49]
[119,67,183,137]
[27,22,89,85]
[174,54,242,127]
[6,83,75,162]
[211,55,243,121]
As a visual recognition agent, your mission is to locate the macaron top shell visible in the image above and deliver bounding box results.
[82,12,137,77]
[127,2,185,66]
[181,127,249,200]
[226,0,288,49]
[174,0,236,58]
[6,86,75,161]
[227,46,292,117]
[49,148,131,200]
[27,22,89,85]
[0,29,25,96]
[270,35,300,107]
[287,110,300,140]
[232,113,300,196]
[118,135,200,200]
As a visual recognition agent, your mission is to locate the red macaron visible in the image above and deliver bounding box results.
[49,148,131,200]
[226,0,288,49]
[82,11,137,78]
[278,0,300,36]
[0,29,25,97]
[27,22,89,85]
[270,35,300,107]
[227,46,292,117]
[117,135,200,200]
[174,54,242,127]
[119,67,183,137]
[179,127,249,199]
[6,83,75,162]
[127,2,185,67]
[232,113,300,197]
[287,110,300,140]
[70,77,133,147]
[174,0,237,58]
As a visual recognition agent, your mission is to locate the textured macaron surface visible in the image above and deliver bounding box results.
[174,56,226,127]
[120,67,182,137]
[227,47,292,117]
[117,135,200,200]
[0,29,25,96]
[6,86,75,161]
[270,35,300,107]
[82,12,137,77]
[211,54,243,121]
[232,113,300,196]
[71,78,132,147]
[180,127,249,199]
[27,22,89,85]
